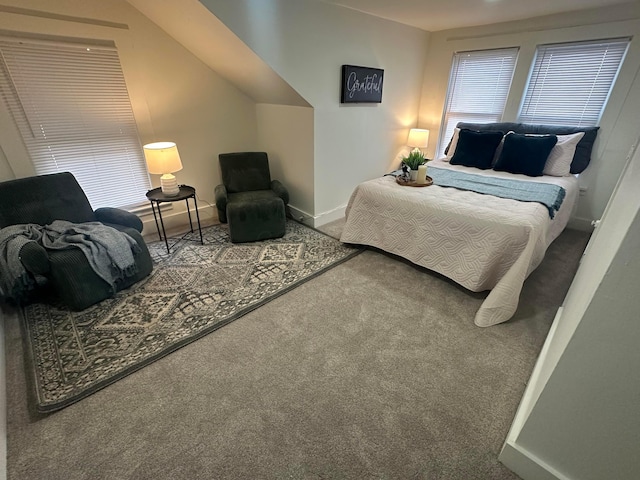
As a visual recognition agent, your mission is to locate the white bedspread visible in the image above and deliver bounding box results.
[340,159,578,326]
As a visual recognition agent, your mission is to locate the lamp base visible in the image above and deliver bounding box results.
[160,173,180,196]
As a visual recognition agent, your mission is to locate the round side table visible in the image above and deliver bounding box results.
[146,185,204,253]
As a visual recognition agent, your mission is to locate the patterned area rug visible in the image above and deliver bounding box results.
[21,221,361,412]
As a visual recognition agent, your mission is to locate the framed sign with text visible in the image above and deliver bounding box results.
[340,64,384,103]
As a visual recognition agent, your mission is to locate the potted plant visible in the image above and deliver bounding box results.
[401,148,429,181]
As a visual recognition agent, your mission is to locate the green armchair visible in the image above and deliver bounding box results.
[214,152,289,243]
[0,172,153,310]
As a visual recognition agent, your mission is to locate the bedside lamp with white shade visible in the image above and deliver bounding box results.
[407,128,429,154]
[143,141,183,196]
[407,128,430,185]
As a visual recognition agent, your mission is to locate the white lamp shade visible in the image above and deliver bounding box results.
[407,128,430,148]
[143,142,183,174]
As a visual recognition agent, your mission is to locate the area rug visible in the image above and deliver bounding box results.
[20,220,361,412]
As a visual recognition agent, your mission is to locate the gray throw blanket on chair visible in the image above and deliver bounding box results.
[0,224,44,301]
[0,220,140,302]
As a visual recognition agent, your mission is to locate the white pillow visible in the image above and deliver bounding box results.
[542,131,585,176]
[444,128,460,161]
[520,131,585,176]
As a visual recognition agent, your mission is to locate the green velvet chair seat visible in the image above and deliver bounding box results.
[228,189,282,204]
[0,172,153,310]
[227,195,285,243]
[43,226,152,310]
[215,152,290,243]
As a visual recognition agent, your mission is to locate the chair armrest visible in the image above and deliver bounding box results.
[214,184,228,223]
[19,241,50,275]
[271,180,289,205]
[214,184,228,206]
[95,207,143,232]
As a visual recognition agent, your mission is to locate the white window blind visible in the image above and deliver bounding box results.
[518,38,630,126]
[437,47,518,157]
[0,37,150,209]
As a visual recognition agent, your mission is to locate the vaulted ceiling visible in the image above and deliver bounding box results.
[127,0,309,106]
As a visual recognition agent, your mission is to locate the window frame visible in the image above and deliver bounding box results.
[437,47,519,157]
[0,36,151,210]
[517,37,630,127]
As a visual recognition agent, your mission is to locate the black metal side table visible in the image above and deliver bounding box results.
[146,185,204,253]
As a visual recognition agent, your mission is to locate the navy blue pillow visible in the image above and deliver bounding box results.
[450,129,504,170]
[494,133,558,177]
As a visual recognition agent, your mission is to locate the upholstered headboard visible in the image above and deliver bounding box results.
[447,122,599,174]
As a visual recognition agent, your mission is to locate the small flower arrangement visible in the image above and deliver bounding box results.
[402,148,428,170]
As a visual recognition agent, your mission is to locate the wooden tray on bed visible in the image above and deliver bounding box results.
[396,175,433,187]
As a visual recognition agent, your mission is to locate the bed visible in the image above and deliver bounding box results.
[340,122,599,327]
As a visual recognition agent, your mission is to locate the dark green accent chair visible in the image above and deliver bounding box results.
[215,152,288,243]
[0,172,153,310]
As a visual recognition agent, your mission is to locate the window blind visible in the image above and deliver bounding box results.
[0,38,151,209]
[518,38,630,127]
[437,47,518,157]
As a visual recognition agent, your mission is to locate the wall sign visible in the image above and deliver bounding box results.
[340,64,384,104]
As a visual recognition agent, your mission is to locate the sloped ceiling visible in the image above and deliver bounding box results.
[126,0,310,107]
[127,0,636,106]
[317,0,635,32]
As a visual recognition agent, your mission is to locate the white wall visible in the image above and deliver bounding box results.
[0,0,261,233]
[199,0,429,224]
[256,104,315,222]
[125,0,309,108]
[418,3,640,230]
[500,127,640,479]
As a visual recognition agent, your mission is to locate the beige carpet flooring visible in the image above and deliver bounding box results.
[3,219,590,479]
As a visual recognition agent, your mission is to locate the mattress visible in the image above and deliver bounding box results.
[340,158,578,326]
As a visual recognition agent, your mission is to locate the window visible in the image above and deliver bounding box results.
[518,38,630,126]
[437,47,518,157]
[0,37,150,209]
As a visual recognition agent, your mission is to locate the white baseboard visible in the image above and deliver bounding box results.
[288,204,347,228]
[288,205,315,227]
[140,204,216,238]
[312,204,347,227]
[500,440,570,480]
[314,205,347,227]
[185,202,346,231]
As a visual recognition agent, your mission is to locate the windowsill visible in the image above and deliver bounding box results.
[127,201,173,217]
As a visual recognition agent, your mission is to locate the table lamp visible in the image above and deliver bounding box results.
[407,129,430,185]
[407,128,429,154]
[143,141,183,196]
